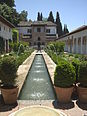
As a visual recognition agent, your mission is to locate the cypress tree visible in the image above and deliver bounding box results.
[56,12,62,37]
[40,12,43,21]
[63,24,69,35]
[37,12,41,21]
[47,11,54,23]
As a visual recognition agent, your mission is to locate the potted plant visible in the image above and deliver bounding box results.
[54,60,76,103]
[0,56,19,104]
[77,61,87,103]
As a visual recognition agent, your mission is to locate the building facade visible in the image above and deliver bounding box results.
[17,21,57,49]
[0,15,15,52]
[57,25,87,54]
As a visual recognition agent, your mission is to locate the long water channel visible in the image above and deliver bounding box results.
[19,53,56,100]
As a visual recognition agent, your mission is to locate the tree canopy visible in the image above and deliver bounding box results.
[0,0,15,7]
[0,1,28,26]
[19,10,28,21]
[37,12,43,21]
[55,12,62,37]
[63,24,69,35]
[47,11,54,23]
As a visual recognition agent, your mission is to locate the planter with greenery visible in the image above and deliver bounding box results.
[77,61,87,103]
[54,60,76,103]
[0,56,19,104]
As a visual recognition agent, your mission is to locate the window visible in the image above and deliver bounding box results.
[0,26,1,31]
[46,29,50,33]
[27,29,32,33]
[37,28,41,32]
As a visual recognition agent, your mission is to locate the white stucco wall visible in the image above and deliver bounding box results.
[46,26,56,34]
[0,21,12,40]
[18,26,57,35]
[17,26,32,35]
[57,28,87,54]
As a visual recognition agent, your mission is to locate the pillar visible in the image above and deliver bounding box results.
[4,40,6,52]
[76,38,78,54]
[86,36,87,54]
[72,38,75,53]
[81,37,83,54]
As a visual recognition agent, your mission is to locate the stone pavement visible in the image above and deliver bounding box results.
[0,50,87,116]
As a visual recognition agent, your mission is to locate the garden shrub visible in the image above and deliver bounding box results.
[0,56,17,86]
[18,44,24,55]
[72,59,80,82]
[13,43,20,52]
[78,61,87,87]
[54,60,76,87]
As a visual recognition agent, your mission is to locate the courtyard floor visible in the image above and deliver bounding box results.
[0,50,87,116]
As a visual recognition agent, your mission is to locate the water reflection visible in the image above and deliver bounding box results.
[19,54,56,100]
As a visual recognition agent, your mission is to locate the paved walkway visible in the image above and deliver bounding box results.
[0,50,87,116]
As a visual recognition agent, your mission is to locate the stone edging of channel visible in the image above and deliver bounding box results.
[42,50,56,85]
[16,50,37,95]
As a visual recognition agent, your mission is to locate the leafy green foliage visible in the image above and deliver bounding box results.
[0,0,15,7]
[62,24,69,35]
[71,59,80,82]
[56,12,62,37]
[16,50,34,67]
[19,10,28,21]
[13,43,20,52]
[54,60,76,87]
[47,41,65,55]
[17,44,24,55]
[0,56,17,86]
[12,29,19,43]
[37,12,43,21]
[47,11,54,23]
[78,61,87,87]
[0,3,28,26]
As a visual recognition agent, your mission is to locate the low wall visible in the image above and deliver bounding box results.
[42,50,56,85]
[17,50,37,95]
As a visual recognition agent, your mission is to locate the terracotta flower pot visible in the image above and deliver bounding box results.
[77,86,87,103]
[55,86,74,103]
[1,86,19,104]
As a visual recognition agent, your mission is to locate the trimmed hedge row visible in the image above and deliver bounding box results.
[46,46,87,87]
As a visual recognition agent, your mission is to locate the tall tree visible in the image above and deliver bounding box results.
[63,24,69,35]
[55,12,62,37]
[0,4,19,26]
[19,10,28,21]
[0,0,15,7]
[40,12,43,21]
[37,12,41,21]
[47,11,54,23]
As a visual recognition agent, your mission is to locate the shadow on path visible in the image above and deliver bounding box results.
[76,100,87,110]
[52,100,74,109]
[0,94,18,112]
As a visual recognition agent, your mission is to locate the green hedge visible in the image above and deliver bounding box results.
[78,61,87,87]
[54,60,76,87]
[0,56,17,86]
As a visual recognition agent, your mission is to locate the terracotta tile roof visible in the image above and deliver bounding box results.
[57,25,87,40]
[18,21,56,27]
[0,15,15,28]
[18,21,32,27]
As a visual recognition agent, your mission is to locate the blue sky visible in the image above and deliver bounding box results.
[15,0,87,32]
